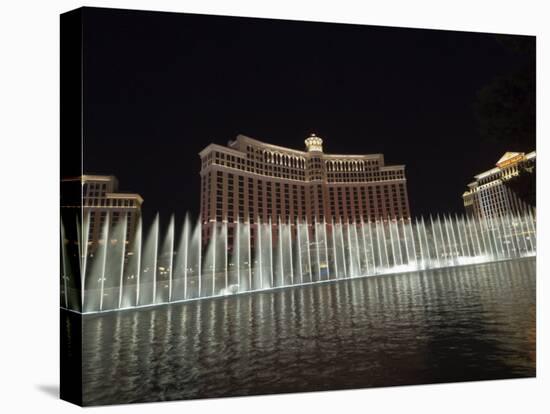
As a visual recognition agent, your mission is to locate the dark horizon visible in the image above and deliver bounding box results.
[80,7,535,223]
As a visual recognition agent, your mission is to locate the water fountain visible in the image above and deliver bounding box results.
[62,209,537,314]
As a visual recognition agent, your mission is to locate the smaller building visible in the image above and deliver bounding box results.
[462,151,535,219]
[62,175,143,251]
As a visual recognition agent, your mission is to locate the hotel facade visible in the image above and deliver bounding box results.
[199,134,410,242]
[462,151,536,219]
[62,175,144,251]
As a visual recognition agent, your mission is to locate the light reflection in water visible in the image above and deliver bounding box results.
[69,258,536,406]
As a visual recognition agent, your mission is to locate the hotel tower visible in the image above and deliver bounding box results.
[462,151,536,219]
[61,174,144,252]
[199,134,410,243]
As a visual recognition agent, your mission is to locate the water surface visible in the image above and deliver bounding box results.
[72,258,536,405]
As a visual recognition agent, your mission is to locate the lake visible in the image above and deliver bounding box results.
[67,258,536,406]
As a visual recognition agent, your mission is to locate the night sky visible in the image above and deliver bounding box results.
[82,7,535,223]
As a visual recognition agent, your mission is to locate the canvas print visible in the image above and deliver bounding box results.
[60,7,536,406]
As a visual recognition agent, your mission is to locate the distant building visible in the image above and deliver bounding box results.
[462,151,535,219]
[199,134,410,242]
[61,175,143,251]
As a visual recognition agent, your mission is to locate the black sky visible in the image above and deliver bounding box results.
[82,7,535,223]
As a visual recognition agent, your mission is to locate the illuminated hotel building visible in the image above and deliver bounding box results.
[62,175,144,250]
[199,134,410,241]
[462,151,536,219]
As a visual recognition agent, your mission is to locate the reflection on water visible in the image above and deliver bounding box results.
[69,258,535,406]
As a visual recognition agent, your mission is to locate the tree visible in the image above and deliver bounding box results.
[474,35,535,150]
[504,163,536,207]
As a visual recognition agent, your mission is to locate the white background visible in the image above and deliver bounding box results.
[0,0,548,412]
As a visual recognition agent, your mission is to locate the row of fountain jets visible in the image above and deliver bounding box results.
[61,210,536,313]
